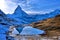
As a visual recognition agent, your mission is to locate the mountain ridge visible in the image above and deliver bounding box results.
[1,6,60,25]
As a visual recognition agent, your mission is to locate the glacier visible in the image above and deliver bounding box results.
[20,26,45,35]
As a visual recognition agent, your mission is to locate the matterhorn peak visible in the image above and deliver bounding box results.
[15,5,22,11]
[13,5,28,17]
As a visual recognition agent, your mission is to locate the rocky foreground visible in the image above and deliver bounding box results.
[31,15,60,36]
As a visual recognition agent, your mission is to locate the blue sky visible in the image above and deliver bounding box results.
[0,0,60,14]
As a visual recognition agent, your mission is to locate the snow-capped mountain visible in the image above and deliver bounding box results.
[13,5,28,17]
[12,5,29,24]
[0,5,60,26]
[48,9,60,17]
[7,5,37,25]
[34,9,60,21]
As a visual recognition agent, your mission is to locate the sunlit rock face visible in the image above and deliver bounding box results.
[31,14,60,30]
[31,14,60,37]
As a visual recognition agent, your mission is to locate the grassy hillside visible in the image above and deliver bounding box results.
[31,15,60,36]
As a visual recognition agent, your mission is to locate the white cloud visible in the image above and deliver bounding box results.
[0,0,8,13]
[5,0,18,14]
[0,0,57,14]
[24,9,54,14]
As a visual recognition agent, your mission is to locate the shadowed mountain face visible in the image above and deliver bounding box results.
[0,10,11,35]
[0,10,6,17]
[0,10,10,26]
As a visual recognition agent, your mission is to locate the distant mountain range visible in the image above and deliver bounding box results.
[0,5,60,26]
